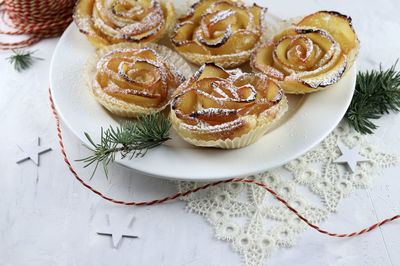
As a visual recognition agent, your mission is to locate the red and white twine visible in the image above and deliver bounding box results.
[0,0,74,49]
[49,88,399,238]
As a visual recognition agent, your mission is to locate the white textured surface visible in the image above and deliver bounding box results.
[1,1,400,266]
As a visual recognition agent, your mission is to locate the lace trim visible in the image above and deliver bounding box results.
[177,121,398,266]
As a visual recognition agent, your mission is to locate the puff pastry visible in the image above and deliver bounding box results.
[170,63,287,149]
[171,0,267,68]
[74,0,174,48]
[85,43,188,117]
[251,11,360,94]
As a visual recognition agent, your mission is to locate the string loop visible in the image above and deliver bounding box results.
[0,0,74,49]
[48,87,400,238]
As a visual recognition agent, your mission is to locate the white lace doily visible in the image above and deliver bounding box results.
[177,121,398,266]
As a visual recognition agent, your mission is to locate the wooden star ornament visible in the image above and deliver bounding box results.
[333,142,370,172]
[16,137,52,166]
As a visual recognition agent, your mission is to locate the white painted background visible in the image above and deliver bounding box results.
[1,0,400,265]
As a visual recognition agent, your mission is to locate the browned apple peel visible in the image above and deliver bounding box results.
[251,11,359,94]
[170,63,288,148]
[171,0,267,68]
[73,0,175,48]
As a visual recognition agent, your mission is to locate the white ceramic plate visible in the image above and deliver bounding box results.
[50,23,356,181]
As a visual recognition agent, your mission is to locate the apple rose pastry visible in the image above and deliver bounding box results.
[251,11,360,94]
[171,0,267,68]
[85,43,189,117]
[74,0,174,48]
[170,63,288,149]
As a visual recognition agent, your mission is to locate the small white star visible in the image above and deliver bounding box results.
[16,137,52,166]
[333,142,370,172]
[97,215,138,248]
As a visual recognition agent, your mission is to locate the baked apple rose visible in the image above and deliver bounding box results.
[170,63,287,149]
[74,0,174,48]
[89,45,185,117]
[171,0,267,68]
[251,11,360,94]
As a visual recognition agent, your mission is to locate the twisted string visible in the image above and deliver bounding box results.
[48,87,399,237]
[0,0,74,49]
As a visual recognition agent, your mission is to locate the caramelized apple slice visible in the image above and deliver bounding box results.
[173,63,282,117]
[208,2,252,30]
[273,30,337,73]
[249,3,267,27]
[171,0,266,67]
[172,23,209,54]
[74,0,173,48]
[272,27,297,43]
[135,48,159,61]
[297,11,358,54]
[120,23,164,42]
[285,37,318,69]
[196,24,232,48]
[265,79,283,102]
[174,41,210,54]
[91,45,185,116]
[74,0,109,46]
[251,41,286,80]
[251,10,358,94]
[202,10,238,34]
[178,0,218,23]
[170,62,286,146]
[172,89,198,114]
[300,54,347,87]
[105,81,163,107]
[209,30,260,54]
[195,63,230,80]
[296,29,336,53]
[171,22,196,44]
[280,54,347,93]
[119,61,162,88]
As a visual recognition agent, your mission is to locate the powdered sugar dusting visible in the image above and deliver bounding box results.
[78,0,167,43]
[172,64,284,139]
[173,0,263,58]
[94,47,183,109]
[209,10,236,25]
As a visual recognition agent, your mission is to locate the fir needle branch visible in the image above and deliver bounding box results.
[77,112,171,178]
[345,60,400,134]
[6,49,43,72]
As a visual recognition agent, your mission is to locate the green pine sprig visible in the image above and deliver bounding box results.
[6,49,43,72]
[77,112,171,178]
[345,61,400,134]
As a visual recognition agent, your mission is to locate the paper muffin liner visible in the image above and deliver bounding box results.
[84,42,193,118]
[170,95,288,149]
[252,15,360,94]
